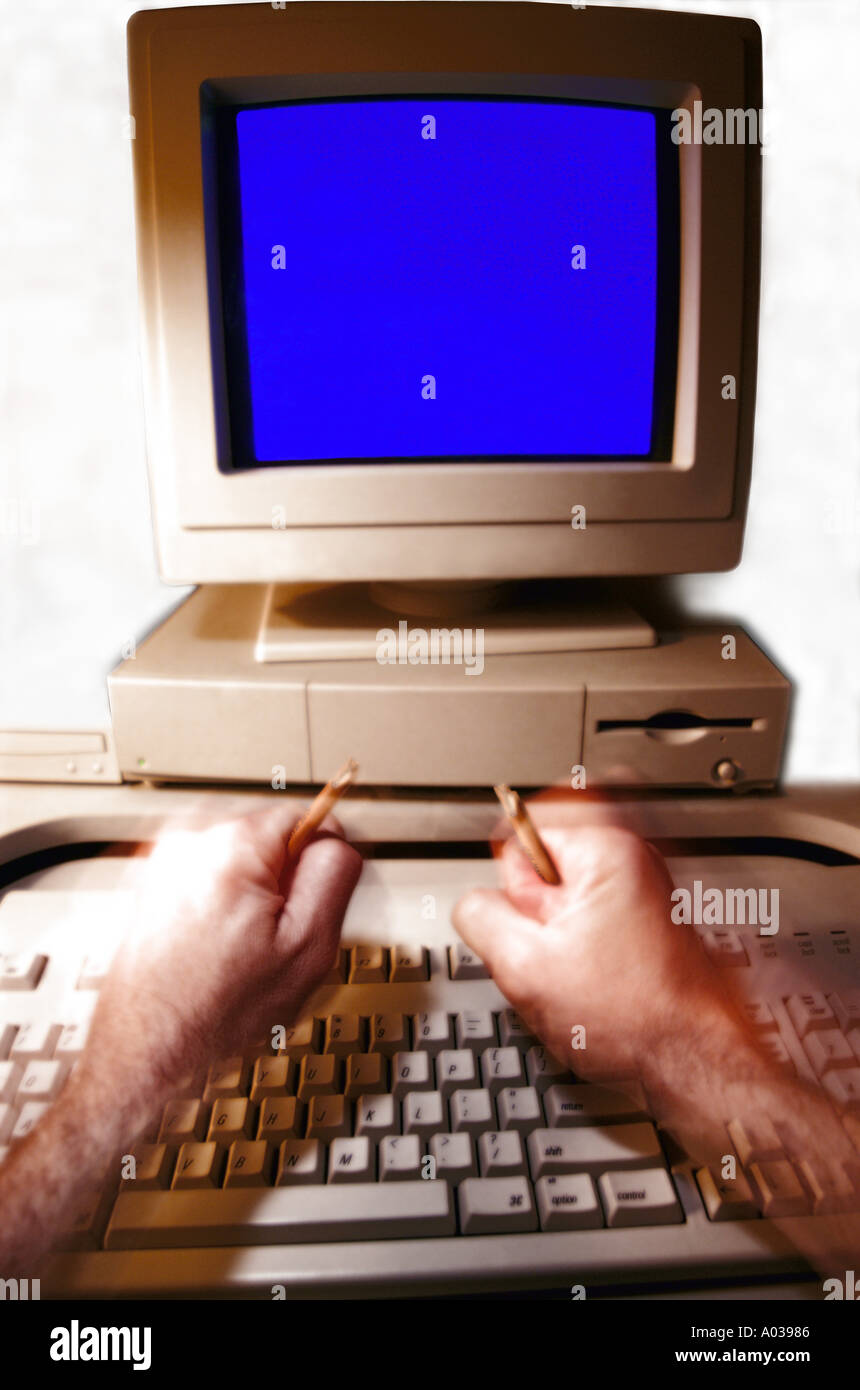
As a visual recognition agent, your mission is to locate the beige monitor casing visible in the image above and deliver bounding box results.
[127,2,763,584]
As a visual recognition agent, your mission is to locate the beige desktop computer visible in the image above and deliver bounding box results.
[108,0,788,792]
[0,3,858,1303]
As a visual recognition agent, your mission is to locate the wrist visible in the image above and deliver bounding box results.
[637,990,776,1146]
[62,1044,177,1154]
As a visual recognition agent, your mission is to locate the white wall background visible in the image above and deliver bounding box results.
[1,0,858,780]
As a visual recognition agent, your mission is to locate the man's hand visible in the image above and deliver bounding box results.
[453,824,749,1083]
[453,822,860,1228]
[0,804,362,1276]
[76,806,362,1100]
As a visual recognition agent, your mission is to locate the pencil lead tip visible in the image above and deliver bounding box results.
[332,758,359,790]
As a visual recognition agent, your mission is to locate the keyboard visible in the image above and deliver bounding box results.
[2,820,860,1298]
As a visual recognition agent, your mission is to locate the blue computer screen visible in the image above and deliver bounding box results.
[228,97,665,464]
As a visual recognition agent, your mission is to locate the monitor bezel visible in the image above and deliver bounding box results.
[128,2,761,580]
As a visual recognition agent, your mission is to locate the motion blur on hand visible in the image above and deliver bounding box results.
[453,823,742,1083]
[75,806,363,1097]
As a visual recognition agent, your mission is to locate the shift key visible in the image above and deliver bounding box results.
[527,1123,663,1179]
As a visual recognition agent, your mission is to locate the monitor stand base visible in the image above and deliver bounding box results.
[254,580,656,664]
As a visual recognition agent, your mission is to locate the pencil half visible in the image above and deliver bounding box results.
[288,758,359,858]
[493,784,561,886]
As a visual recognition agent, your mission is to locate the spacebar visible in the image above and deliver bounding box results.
[104,1183,456,1249]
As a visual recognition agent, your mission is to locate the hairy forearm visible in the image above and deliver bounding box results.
[0,1061,171,1275]
[640,1010,860,1278]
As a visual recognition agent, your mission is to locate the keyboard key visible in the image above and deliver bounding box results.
[0,1061,22,1104]
[320,948,347,986]
[726,1116,784,1166]
[829,990,860,1033]
[257,1096,303,1143]
[171,1142,222,1190]
[355,1093,399,1139]
[123,1144,173,1190]
[324,1013,364,1057]
[0,1022,17,1059]
[478,1130,526,1177]
[306,1094,350,1141]
[171,1071,204,1100]
[344,1053,386,1099]
[105,1181,455,1248]
[457,1176,537,1234]
[203,1057,248,1102]
[10,1100,50,1141]
[498,1009,538,1052]
[436,1049,478,1097]
[207,1097,255,1145]
[277,1018,319,1058]
[536,1173,602,1230]
[527,1123,663,1179]
[392,1051,432,1098]
[224,1140,272,1188]
[743,1000,777,1032]
[18,1059,67,1102]
[497,1086,543,1134]
[54,1015,94,1061]
[0,952,47,990]
[786,992,835,1037]
[276,1139,325,1186]
[412,1011,454,1055]
[389,946,428,982]
[348,944,387,984]
[448,942,488,980]
[842,1113,860,1151]
[599,1169,683,1227]
[429,1132,476,1184]
[450,1088,494,1137]
[696,1166,759,1221]
[525,1046,573,1092]
[543,1083,648,1127]
[822,1068,860,1111]
[10,1021,61,1062]
[759,1034,795,1075]
[403,1090,445,1138]
[748,1160,809,1216]
[0,1104,14,1142]
[0,1100,17,1145]
[328,1136,373,1184]
[76,949,114,990]
[369,1013,408,1057]
[57,1185,112,1251]
[249,1055,293,1103]
[455,1010,496,1052]
[296,1054,338,1100]
[379,1134,422,1180]
[796,1159,856,1214]
[158,1098,207,1145]
[803,1029,855,1076]
[702,932,748,967]
[480,1046,524,1094]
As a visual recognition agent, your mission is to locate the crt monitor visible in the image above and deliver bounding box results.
[127,1,762,584]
